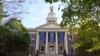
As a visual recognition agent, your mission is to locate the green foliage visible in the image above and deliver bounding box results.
[0,1,9,25]
[0,2,3,24]
[45,0,67,3]
[4,18,30,51]
[60,0,100,28]
[0,0,30,52]
[74,20,100,55]
[0,26,12,45]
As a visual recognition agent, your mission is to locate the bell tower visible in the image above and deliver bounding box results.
[46,5,57,24]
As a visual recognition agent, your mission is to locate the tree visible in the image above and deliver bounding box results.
[0,1,30,56]
[45,0,67,3]
[74,20,100,56]
[0,0,30,19]
[59,0,100,55]
[60,0,100,28]
[0,26,12,46]
[0,1,4,24]
[4,17,30,51]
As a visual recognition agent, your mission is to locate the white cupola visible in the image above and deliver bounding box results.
[46,5,57,24]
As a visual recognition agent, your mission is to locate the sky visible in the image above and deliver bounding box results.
[20,0,64,28]
[4,0,63,28]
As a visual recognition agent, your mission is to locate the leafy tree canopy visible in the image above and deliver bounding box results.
[4,17,30,51]
[74,20,100,51]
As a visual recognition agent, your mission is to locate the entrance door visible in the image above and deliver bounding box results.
[49,46,55,54]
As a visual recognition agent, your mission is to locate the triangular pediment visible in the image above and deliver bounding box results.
[36,23,61,29]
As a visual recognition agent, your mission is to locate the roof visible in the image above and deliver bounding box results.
[27,28,36,32]
[36,23,62,29]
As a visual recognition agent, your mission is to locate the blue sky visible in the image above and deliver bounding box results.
[20,0,63,28]
[5,0,63,28]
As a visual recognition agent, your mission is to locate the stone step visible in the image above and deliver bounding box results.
[39,54,63,56]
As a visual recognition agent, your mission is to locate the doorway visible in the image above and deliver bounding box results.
[49,46,55,54]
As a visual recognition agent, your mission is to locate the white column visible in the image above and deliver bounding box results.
[35,31,39,53]
[45,31,48,54]
[55,31,58,54]
[64,31,69,54]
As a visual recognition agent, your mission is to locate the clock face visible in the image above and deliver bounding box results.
[49,14,54,17]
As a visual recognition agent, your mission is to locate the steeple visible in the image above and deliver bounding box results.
[46,5,57,24]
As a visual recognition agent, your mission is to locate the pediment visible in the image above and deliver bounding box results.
[36,23,61,29]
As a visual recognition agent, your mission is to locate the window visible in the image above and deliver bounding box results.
[39,32,46,43]
[58,32,64,43]
[31,34,35,40]
[59,46,63,51]
[40,46,44,52]
[48,32,55,43]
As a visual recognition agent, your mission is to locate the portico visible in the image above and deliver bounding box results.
[35,30,68,54]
